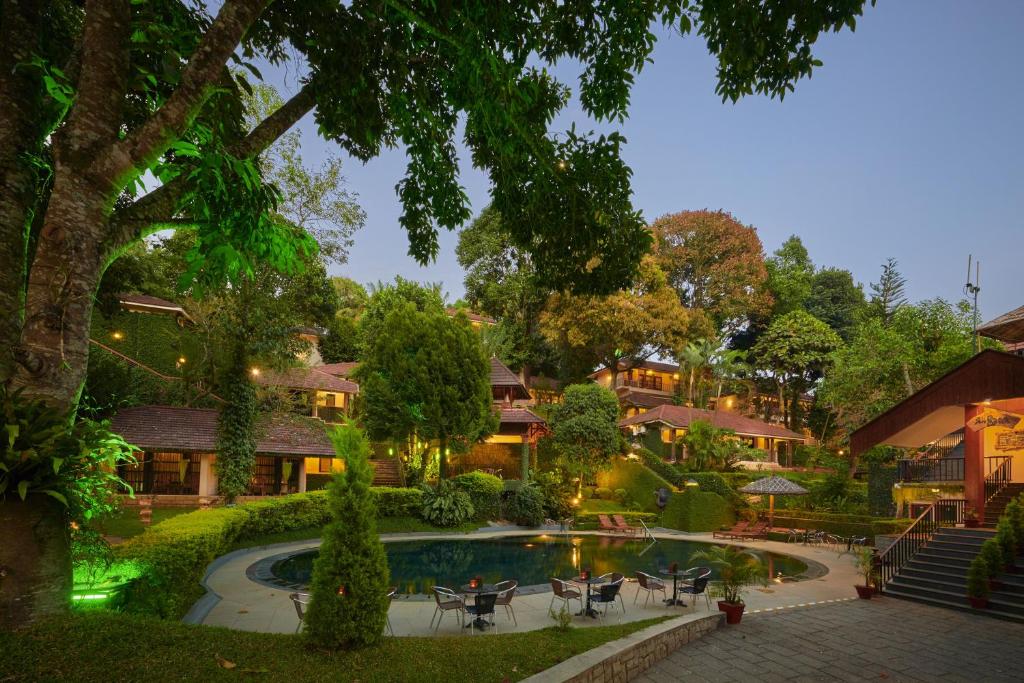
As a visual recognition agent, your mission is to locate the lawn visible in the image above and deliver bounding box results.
[0,612,669,683]
[97,506,196,538]
[579,499,627,513]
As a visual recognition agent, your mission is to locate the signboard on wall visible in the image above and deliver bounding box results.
[967,408,1022,432]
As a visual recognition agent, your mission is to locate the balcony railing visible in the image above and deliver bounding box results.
[615,375,674,393]
[315,406,347,423]
[897,457,964,482]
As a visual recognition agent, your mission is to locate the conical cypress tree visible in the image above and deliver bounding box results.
[305,418,390,647]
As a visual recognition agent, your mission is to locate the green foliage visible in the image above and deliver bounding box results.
[0,386,137,524]
[596,458,675,513]
[867,464,897,517]
[573,511,658,530]
[677,420,740,472]
[966,556,990,599]
[688,545,768,605]
[593,487,614,500]
[995,518,1017,569]
[766,512,908,538]
[635,448,685,487]
[979,540,1004,577]
[504,484,546,527]
[319,315,360,364]
[214,349,258,501]
[1005,500,1024,547]
[868,258,908,323]
[766,235,814,317]
[532,471,574,520]
[305,420,389,648]
[613,488,628,503]
[420,480,475,528]
[549,384,621,485]
[357,277,445,355]
[452,471,504,521]
[807,267,866,342]
[369,488,422,518]
[660,490,733,532]
[690,472,740,504]
[852,547,875,587]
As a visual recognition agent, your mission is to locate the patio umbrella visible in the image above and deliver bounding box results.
[739,476,809,530]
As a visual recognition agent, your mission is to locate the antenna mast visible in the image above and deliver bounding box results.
[965,255,981,353]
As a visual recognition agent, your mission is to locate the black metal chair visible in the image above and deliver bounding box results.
[678,567,712,610]
[589,582,624,622]
[634,571,667,607]
[465,592,499,634]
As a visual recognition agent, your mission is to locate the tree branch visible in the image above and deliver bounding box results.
[106,82,317,250]
[92,0,269,187]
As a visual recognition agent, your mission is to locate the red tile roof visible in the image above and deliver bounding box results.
[316,361,360,378]
[490,357,531,400]
[617,390,675,409]
[498,407,547,425]
[111,406,337,456]
[446,308,496,325]
[256,367,358,394]
[589,358,680,378]
[618,404,805,441]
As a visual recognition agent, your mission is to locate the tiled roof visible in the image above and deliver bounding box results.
[490,357,531,400]
[618,404,806,441]
[446,308,496,325]
[498,407,547,425]
[316,361,360,378]
[111,406,337,456]
[256,367,358,394]
[589,358,680,377]
[617,390,674,409]
[979,304,1024,344]
[117,293,193,322]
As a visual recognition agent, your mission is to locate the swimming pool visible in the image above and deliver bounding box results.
[262,534,815,595]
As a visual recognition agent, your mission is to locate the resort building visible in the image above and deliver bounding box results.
[253,366,358,424]
[618,403,807,465]
[591,360,681,417]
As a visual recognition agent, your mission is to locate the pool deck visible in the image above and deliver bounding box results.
[199,529,863,636]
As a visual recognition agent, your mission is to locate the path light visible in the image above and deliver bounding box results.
[177,356,186,364]
[250,367,260,377]
[336,584,347,597]
[111,331,124,340]
[685,479,699,489]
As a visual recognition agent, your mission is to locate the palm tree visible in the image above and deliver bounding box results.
[677,339,718,407]
[710,348,750,405]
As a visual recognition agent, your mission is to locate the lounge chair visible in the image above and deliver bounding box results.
[634,571,667,607]
[549,578,583,615]
[494,579,518,626]
[733,520,768,540]
[612,514,639,536]
[712,520,749,539]
[429,586,465,632]
[289,592,310,633]
[598,514,620,533]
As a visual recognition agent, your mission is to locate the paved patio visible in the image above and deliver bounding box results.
[199,530,863,636]
[636,597,1024,683]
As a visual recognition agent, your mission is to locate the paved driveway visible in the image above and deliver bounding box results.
[636,597,1024,682]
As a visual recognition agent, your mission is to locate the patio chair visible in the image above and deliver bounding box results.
[634,571,667,607]
[612,515,639,536]
[598,514,620,533]
[549,578,583,615]
[494,580,519,626]
[733,520,768,540]
[712,520,749,539]
[465,592,499,634]
[289,592,311,633]
[589,582,624,622]
[785,528,805,544]
[385,587,397,636]
[678,568,712,610]
[591,573,627,614]
[430,586,465,632]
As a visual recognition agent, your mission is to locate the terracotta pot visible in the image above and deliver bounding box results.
[965,519,981,529]
[717,600,745,625]
[967,596,988,609]
[855,585,873,600]
[989,579,1003,591]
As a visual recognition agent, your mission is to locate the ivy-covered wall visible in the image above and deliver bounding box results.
[659,490,733,532]
[596,457,675,512]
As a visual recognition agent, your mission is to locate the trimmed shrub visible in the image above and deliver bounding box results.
[305,421,390,648]
[635,449,685,487]
[767,511,910,538]
[867,464,897,517]
[979,539,1004,575]
[593,487,613,500]
[690,472,739,503]
[613,488,628,504]
[966,556,990,599]
[580,486,595,500]
[420,480,474,527]
[596,457,675,513]
[995,518,1017,568]
[660,490,733,532]
[452,471,504,521]
[372,487,423,517]
[533,471,574,520]
[504,484,545,527]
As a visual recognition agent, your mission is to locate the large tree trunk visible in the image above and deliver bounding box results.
[0,496,71,630]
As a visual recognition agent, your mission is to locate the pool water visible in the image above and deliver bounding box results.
[270,535,810,595]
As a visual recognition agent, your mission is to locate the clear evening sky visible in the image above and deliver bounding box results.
[270,0,1023,322]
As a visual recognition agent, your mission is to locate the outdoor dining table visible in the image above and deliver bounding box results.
[460,583,498,630]
[572,575,608,618]
[658,567,692,606]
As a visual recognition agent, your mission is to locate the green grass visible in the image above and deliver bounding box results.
[579,499,626,513]
[97,506,196,538]
[0,612,669,683]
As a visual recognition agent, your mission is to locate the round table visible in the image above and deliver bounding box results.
[460,583,499,630]
[659,568,692,606]
[572,576,608,618]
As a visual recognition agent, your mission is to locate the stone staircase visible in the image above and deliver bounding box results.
[885,527,1024,622]
[370,459,402,487]
[984,483,1024,526]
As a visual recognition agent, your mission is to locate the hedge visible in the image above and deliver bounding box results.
[573,511,658,530]
[114,488,421,618]
[767,512,910,538]
[634,449,685,487]
[452,471,503,521]
[596,458,675,512]
[660,491,733,533]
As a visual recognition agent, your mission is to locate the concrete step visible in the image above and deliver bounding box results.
[884,588,1024,623]
[934,528,995,541]
[926,539,987,553]
[885,580,1024,616]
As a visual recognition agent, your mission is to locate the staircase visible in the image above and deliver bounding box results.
[984,483,1024,526]
[885,527,1024,622]
[370,459,402,487]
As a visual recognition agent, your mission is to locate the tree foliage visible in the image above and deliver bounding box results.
[357,278,445,356]
[651,210,773,333]
[305,419,389,648]
[549,384,621,486]
[215,346,258,501]
[766,235,814,316]
[869,258,908,324]
[806,267,866,342]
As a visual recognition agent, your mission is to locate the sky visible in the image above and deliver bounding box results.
[267,0,1023,323]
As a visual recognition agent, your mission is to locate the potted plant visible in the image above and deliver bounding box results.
[995,518,1018,573]
[689,545,767,625]
[966,556,990,609]
[853,547,876,599]
[979,539,1004,590]
[964,506,981,529]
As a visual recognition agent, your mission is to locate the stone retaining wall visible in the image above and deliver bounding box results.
[526,612,725,683]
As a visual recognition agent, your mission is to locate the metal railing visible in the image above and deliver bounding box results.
[315,405,347,423]
[897,457,964,482]
[638,518,656,544]
[877,499,966,591]
[985,456,1013,503]
[615,375,674,393]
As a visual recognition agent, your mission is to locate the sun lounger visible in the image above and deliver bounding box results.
[612,514,639,535]
[712,520,749,539]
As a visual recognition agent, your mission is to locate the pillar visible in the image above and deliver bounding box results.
[520,440,530,482]
[297,458,307,493]
[964,404,985,520]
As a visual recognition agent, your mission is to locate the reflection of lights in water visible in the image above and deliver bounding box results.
[572,547,579,569]
[524,543,535,548]
[572,537,583,546]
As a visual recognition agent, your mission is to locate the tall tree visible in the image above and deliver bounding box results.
[766,235,814,316]
[806,267,866,342]
[869,258,908,324]
[539,257,704,386]
[752,310,841,429]
[651,210,773,334]
[549,384,620,491]
[357,277,445,355]
[331,277,370,321]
